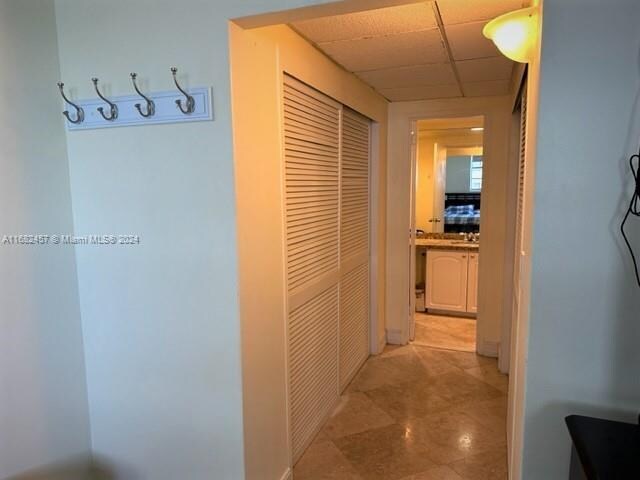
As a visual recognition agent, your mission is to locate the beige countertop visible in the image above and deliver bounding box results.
[415,238,480,251]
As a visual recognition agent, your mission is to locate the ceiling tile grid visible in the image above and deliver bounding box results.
[446,21,501,61]
[290,0,522,102]
[356,63,457,90]
[437,0,526,26]
[463,79,511,97]
[291,3,439,43]
[318,28,447,72]
[379,84,462,102]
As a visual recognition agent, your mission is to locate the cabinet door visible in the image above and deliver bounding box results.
[426,250,469,312]
[467,253,479,313]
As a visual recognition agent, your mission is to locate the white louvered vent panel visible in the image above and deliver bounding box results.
[288,285,339,462]
[284,76,341,293]
[339,263,369,390]
[341,108,370,263]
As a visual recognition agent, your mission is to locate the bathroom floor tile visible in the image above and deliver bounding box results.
[413,314,476,352]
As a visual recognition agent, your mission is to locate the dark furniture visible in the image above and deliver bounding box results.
[565,414,640,479]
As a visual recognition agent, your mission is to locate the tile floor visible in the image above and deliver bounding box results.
[413,313,477,352]
[294,344,508,480]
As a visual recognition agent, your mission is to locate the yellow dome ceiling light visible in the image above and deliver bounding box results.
[483,6,539,63]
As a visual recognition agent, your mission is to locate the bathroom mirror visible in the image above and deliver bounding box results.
[415,117,484,234]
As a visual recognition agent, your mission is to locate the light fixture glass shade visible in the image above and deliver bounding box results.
[483,7,538,63]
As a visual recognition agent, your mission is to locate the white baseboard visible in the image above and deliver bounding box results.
[280,467,292,480]
[478,340,499,357]
[385,328,405,345]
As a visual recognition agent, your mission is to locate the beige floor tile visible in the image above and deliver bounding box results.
[380,344,416,358]
[323,392,395,439]
[412,347,465,377]
[419,347,495,370]
[296,345,507,480]
[333,424,437,480]
[399,465,465,480]
[454,396,508,433]
[427,371,504,406]
[450,448,508,480]
[347,352,427,392]
[413,314,476,352]
[404,411,506,465]
[365,381,450,421]
[293,440,363,480]
[464,365,509,393]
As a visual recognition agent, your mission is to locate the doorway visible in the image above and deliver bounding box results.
[410,116,484,353]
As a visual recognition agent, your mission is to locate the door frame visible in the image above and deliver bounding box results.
[408,117,485,351]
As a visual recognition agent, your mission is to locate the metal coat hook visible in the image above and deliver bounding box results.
[57,82,84,124]
[92,77,118,121]
[130,73,155,118]
[171,67,195,114]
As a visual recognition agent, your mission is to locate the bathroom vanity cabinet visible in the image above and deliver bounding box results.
[425,249,478,314]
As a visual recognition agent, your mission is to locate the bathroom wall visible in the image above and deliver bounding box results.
[0,1,91,478]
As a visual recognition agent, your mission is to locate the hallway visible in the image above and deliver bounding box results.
[294,345,508,480]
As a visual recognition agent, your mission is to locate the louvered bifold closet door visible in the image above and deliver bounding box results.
[283,75,341,462]
[339,108,370,391]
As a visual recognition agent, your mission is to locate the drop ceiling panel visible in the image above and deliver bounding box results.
[318,29,447,72]
[379,84,462,102]
[456,56,513,83]
[464,79,510,97]
[446,21,501,60]
[291,3,438,43]
[356,63,456,89]
[438,0,525,25]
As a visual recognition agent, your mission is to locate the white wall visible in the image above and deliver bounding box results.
[387,96,511,354]
[520,0,640,478]
[230,23,388,480]
[0,1,91,478]
[52,1,350,478]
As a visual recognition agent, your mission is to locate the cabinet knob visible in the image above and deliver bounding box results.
[470,255,475,259]
[462,255,467,258]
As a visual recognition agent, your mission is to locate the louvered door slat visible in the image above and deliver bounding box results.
[284,76,340,294]
[284,76,371,465]
[339,108,370,391]
[284,76,341,464]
